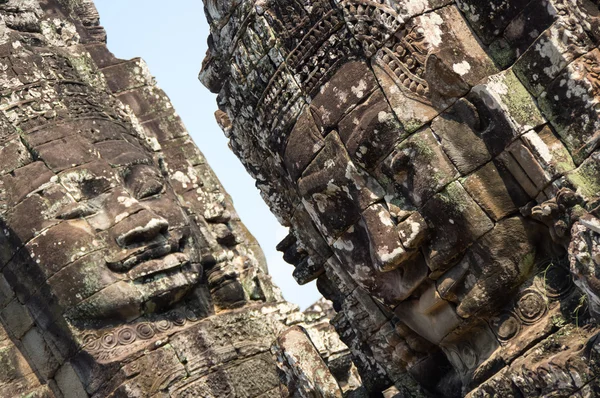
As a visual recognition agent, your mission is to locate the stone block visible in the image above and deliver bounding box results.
[283,105,325,181]
[24,219,100,280]
[7,194,59,246]
[226,353,281,397]
[360,203,409,272]
[48,251,120,310]
[0,137,32,176]
[462,160,530,221]
[513,17,593,97]
[55,362,88,398]
[383,127,459,208]
[0,341,35,385]
[299,132,385,243]
[502,0,558,60]
[471,69,545,139]
[430,98,492,175]
[455,0,530,44]
[566,150,600,200]
[310,61,378,130]
[1,299,34,339]
[394,282,461,345]
[521,126,576,180]
[396,211,428,250]
[421,181,494,276]
[274,326,343,398]
[22,327,60,379]
[1,161,54,207]
[101,58,150,94]
[537,49,600,164]
[35,135,98,173]
[436,217,540,319]
[332,218,427,306]
[0,274,14,309]
[339,90,406,170]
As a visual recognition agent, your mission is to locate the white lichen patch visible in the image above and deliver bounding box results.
[377,111,393,123]
[485,75,509,96]
[378,208,394,227]
[40,18,80,47]
[535,36,566,79]
[378,246,405,263]
[117,196,138,208]
[400,0,428,17]
[115,212,129,224]
[172,170,192,188]
[351,79,368,98]
[453,61,471,76]
[522,132,552,163]
[418,12,444,48]
[334,238,354,251]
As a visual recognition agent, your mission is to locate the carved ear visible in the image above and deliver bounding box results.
[451,98,481,131]
[424,53,470,98]
[309,106,325,134]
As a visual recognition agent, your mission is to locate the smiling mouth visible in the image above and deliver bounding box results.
[127,252,191,280]
[104,230,197,281]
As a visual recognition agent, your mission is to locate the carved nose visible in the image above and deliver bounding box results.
[115,211,169,247]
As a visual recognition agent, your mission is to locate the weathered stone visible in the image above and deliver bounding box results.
[201,0,600,395]
[383,127,459,208]
[421,181,494,276]
[430,99,492,175]
[310,62,377,131]
[0,3,350,397]
[537,49,600,164]
[1,299,34,339]
[299,132,385,243]
[273,326,343,398]
[339,90,406,170]
[462,161,530,221]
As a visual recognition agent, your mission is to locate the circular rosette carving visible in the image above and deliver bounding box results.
[101,332,118,349]
[83,333,101,352]
[155,319,172,333]
[445,348,466,375]
[135,323,155,340]
[169,310,187,327]
[460,343,478,370]
[117,327,137,345]
[185,308,199,322]
[516,290,548,325]
[540,262,573,299]
[490,312,521,342]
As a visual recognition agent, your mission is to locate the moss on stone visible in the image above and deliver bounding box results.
[567,157,600,199]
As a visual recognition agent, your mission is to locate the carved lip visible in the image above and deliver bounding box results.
[127,252,190,280]
[105,232,185,273]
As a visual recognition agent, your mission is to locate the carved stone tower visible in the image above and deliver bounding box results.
[201,0,600,396]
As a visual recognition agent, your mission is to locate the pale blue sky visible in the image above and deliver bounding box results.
[94,0,321,309]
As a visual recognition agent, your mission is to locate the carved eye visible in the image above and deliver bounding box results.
[136,179,164,200]
[124,165,165,200]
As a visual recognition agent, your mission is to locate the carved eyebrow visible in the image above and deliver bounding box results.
[95,140,151,167]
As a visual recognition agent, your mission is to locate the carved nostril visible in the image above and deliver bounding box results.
[116,216,169,247]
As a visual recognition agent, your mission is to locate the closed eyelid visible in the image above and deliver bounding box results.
[136,180,165,199]
[56,202,98,220]
[124,165,165,200]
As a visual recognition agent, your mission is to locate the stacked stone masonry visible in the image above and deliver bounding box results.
[0,0,357,397]
[201,0,600,396]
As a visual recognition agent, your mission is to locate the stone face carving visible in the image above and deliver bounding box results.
[0,1,355,397]
[201,0,600,396]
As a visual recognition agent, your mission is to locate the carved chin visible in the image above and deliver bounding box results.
[67,266,202,322]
